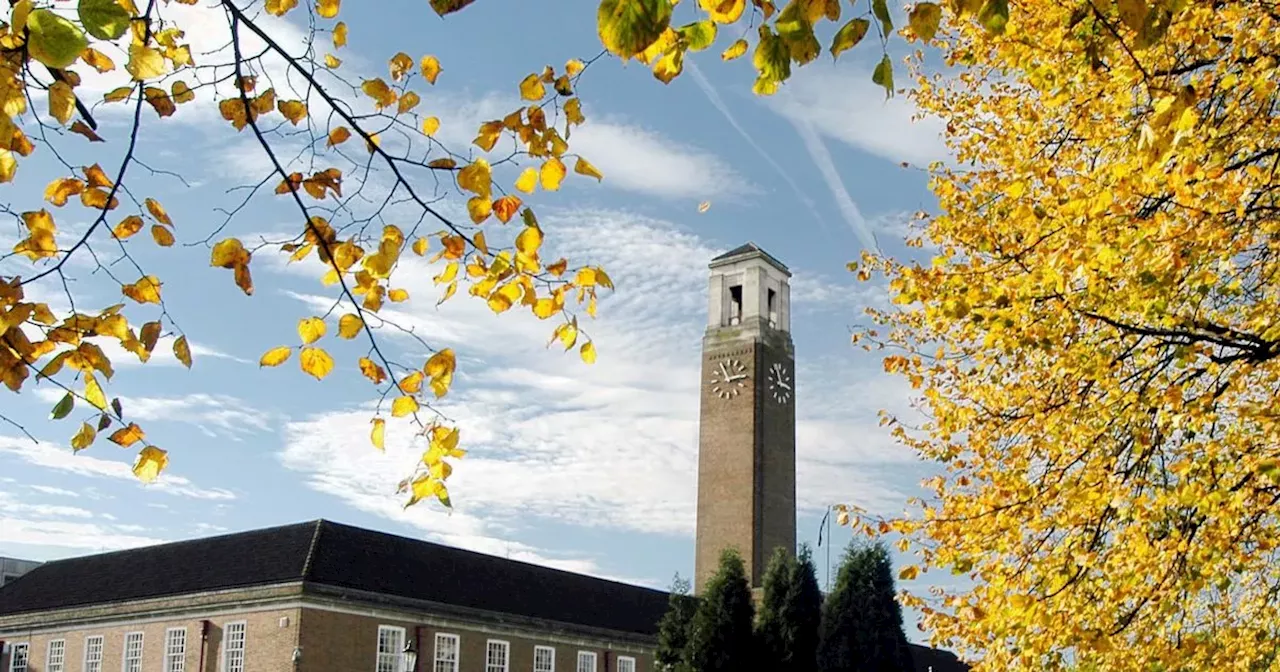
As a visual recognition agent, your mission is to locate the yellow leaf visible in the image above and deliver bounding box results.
[333,21,347,47]
[540,157,567,191]
[400,371,424,394]
[173,335,192,368]
[391,395,419,418]
[467,197,492,224]
[260,346,292,367]
[557,322,578,350]
[358,356,387,384]
[698,200,712,213]
[580,341,597,364]
[316,0,340,18]
[473,231,490,255]
[266,0,299,15]
[516,223,544,257]
[533,298,558,319]
[899,565,920,580]
[434,261,460,285]
[49,81,75,125]
[44,177,84,207]
[297,316,326,345]
[514,167,538,194]
[171,80,195,104]
[210,238,250,268]
[457,158,492,198]
[412,237,429,256]
[566,58,585,76]
[370,417,385,451]
[125,44,166,81]
[420,55,442,84]
[425,348,455,398]
[338,313,362,339]
[597,0,673,59]
[574,157,604,182]
[473,120,503,152]
[84,371,107,409]
[71,422,96,451]
[388,288,410,302]
[422,116,440,137]
[150,225,174,247]
[327,126,351,147]
[108,423,145,448]
[324,53,341,68]
[830,18,870,59]
[519,73,546,101]
[493,195,522,223]
[132,445,168,483]
[389,52,414,81]
[299,347,335,380]
[361,78,396,110]
[428,158,456,169]
[701,0,746,22]
[397,91,421,114]
[121,276,162,304]
[82,47,116,73]
[278,99,308,125]
[908,2,941,41]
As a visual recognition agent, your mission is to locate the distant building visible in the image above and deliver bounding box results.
[0,558,40,589]
[0,245,968,672]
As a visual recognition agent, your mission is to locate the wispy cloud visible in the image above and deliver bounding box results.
[790,117,876,250]
[0,437,236,500]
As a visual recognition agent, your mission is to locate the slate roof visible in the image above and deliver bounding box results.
[709,242,790,273]
[0,519,671,636]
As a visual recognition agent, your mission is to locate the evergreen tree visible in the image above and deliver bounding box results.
[687,548,755,672]
[656,573,698,672]
[755,545,823,672]
[818,542,914,672]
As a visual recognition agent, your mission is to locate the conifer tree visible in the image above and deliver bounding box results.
[656,573,698,672]
[790,545,824,672]
[687,548,755,672]
[818,542,913,672]
[756,545,823,672]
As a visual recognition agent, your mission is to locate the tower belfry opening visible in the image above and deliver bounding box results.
[695,242,796,595]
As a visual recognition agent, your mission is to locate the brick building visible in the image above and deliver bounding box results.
[0,244,969,672]
[0,519,664,672]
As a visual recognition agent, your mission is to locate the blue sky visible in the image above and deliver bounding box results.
[1,0,955,640]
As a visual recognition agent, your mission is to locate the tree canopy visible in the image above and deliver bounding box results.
[818,542,913,672]
[687,548,755,672]
[756,545,822,672]
[656,573,698,672]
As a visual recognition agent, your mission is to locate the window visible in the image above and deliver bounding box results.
[122,633,144,672]
[46,640,65,672]
[83,636,104,672]
[433,633,459,672]
[222,621,245,672]
[576,651,597,672]
[533,646,555,672]
[7,643,27,672]
[375,626,406,672]
[767,287,777,327]
[484,640,508,672]
[617,656,636,672]
[165,628,187,672]
[728,285,743,325]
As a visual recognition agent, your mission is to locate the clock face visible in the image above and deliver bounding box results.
[767,362,792,404]
[709,358,749,400]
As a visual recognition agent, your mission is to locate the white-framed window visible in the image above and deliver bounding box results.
[617,656,636,672]
[45,639,66,672]
[433,633,459,672]
[83,636,104,672]
[164,627,187,672]
[576,651,597,672]
[484,640,509,672]
[122,632,144,672]
[221,621,246,672]
[533,646,555,672]
[375,625,406,672]
[7,643,28,672]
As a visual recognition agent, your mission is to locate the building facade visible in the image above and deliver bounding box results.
[0,520,663,672]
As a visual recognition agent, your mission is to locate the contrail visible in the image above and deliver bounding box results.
[789,116,877,251]
[685,60,836,240]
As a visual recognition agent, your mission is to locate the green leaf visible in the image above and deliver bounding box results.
[78,0,131,41]
[872,54,894,98]
[597,0,673,60]
[751,25,792,96]
[872,0,894,38]
[830,18,870,59]
[26,9,89,69]
[677,20,717,51]
[978,0,1009,34]
[775,0,820,64]
[50,392,74,420]
[908,2,942,41]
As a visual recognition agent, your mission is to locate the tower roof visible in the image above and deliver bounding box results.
[709,242,790,275]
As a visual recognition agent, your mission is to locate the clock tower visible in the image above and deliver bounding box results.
[694,242,796,595]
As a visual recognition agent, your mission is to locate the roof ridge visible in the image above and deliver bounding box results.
[300,519,325,580]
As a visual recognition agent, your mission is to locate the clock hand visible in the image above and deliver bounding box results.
[727,374,747,382]
[779,380,791,390]
[719,362,730,379]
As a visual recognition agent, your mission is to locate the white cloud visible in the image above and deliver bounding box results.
[0,436,236,500]
[31,388,271,442]
[765,62,948,167]
[274,207,921,581]
[28,484,79,497]
[0,518,164,554]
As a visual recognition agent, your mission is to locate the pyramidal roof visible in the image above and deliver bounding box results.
[709,242,790,274]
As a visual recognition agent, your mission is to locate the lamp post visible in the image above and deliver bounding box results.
[402,640,418,672]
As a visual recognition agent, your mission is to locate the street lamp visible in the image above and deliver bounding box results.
[402,640,418,672]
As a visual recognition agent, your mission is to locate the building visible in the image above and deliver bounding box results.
[0,559,40,589]
[0,244,968,672]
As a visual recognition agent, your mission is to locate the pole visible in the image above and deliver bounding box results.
[825,508,831,593]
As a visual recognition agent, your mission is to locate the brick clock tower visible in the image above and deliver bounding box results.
[694,242,797,595]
